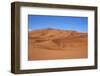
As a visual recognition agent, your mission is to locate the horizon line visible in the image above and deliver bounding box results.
[28,28,87,33]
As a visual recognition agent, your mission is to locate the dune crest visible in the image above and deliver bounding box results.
[28,28,88,60]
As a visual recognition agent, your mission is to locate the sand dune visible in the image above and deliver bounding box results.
[28,28,88,60]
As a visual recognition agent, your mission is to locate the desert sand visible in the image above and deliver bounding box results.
[28,28,88,60]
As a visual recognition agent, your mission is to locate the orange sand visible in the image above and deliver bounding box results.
[28,29,88,60]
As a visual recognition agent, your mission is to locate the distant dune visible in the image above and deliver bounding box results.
[28,28,88,60]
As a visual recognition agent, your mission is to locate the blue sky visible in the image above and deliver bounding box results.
[28,15,88,32]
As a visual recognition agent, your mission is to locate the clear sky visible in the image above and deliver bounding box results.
[28,15,88,32]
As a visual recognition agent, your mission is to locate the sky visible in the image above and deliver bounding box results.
[28,15,88,32]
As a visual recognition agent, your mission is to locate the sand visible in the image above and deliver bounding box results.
[28,28,88,60]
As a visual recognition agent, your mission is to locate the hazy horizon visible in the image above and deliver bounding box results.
[28,15,88,32]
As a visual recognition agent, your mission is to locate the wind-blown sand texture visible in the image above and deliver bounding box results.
[28,28,88,60]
